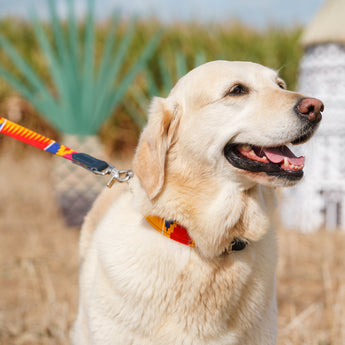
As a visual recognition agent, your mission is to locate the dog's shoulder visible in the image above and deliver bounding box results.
[79,183,128,263]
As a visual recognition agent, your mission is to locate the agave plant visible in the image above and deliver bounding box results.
[0,0,160,226]
[123,51,206,129]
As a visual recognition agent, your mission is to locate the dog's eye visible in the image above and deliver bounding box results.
[225,84,248,96]
[277,80,286,89]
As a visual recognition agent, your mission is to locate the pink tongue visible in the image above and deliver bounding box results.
[262,146,305,165]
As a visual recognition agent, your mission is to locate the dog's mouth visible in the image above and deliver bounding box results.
[224,140,308,180]
[223,122,320,180]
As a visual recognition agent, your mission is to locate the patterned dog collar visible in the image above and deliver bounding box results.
[145,216,248,253]
[145,216,196,247]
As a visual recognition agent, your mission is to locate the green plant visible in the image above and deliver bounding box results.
[0,0,160,135]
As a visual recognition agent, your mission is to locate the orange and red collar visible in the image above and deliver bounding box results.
[145,215,248,252]
[145,216,196,247]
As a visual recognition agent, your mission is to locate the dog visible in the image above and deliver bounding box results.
[71,61,323,345]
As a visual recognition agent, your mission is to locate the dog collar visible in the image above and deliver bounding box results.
[145,216,248,252]
[145,216,196,247]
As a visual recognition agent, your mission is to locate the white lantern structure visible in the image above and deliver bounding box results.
[280,0,345,232]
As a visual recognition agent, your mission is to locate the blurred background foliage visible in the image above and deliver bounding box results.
[0,17,303,154]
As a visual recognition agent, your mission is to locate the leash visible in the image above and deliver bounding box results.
[0,116,133,188]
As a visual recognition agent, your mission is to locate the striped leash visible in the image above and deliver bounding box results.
[0,116,133,188]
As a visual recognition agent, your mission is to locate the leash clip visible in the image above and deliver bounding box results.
[91,164,134,188]
[71,153,134,188]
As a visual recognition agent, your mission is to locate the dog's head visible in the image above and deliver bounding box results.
[134,61,323,200]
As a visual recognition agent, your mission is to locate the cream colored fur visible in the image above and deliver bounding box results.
[72,61,315,345]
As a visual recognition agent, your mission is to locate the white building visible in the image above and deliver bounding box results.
[281,0,345,232]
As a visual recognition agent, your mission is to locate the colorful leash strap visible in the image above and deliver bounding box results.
[0,116,133,187]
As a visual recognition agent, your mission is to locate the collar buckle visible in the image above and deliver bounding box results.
[222,238,248,256]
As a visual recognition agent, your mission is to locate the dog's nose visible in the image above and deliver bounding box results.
[295,98,324,123]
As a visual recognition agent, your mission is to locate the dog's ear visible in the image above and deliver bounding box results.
[133,97,180,200]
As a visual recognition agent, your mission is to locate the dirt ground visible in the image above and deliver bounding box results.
[1,141,345,345]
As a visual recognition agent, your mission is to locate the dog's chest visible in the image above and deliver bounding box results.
[94,215,255,339]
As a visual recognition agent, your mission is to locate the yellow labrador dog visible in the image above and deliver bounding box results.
[72,61,323,345]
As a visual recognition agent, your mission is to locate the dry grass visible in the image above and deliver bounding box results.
[0,144,79,345]
[1,141,345,345]
[277,228,345,344]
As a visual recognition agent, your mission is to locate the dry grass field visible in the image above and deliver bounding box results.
[1,140,345,345]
